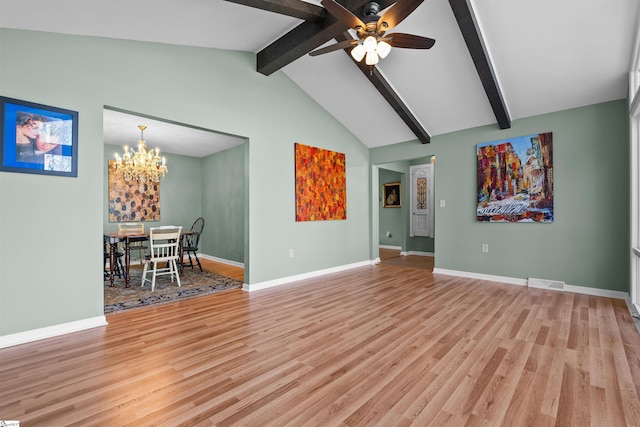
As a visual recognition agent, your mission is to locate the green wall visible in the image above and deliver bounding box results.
[372,100,630,292]
[201,143,246,264]
[0,29,371,337]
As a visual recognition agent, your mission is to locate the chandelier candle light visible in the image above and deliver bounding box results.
[114,125,167,191]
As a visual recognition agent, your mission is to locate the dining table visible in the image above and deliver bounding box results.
[104,229,197,287]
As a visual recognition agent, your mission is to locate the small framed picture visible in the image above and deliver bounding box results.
[0,96,78,177]
[383,182,401,208]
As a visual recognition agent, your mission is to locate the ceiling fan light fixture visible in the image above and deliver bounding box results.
[377,40,391,58]
[365,50,379,66]
[312,0,435,67]
[363,35,377,53]
[351,44,366,62]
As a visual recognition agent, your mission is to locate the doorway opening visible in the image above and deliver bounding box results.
[375,155,435,272]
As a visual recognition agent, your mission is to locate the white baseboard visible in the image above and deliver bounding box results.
[379,246,434,257]
[244,260,373,292]
[0,316,108,349]
[433,268,630,300]
[198,253,244,268]
[433,268,527,286]
[406,251,434,257]
[379,245,401,250]
[563,284,629,300]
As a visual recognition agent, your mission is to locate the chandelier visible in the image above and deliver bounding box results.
[114,125,167,190]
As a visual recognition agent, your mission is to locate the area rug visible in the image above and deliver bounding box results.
[104,268,243,313]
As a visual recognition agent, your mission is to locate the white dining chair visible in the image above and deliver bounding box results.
[141,226,182,291]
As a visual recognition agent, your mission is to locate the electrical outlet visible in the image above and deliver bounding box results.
[482,244,489,253]
[440,200,446,208]
[289,249,294,258]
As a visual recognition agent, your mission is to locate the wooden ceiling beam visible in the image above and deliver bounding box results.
[224,0,326,22]
[336,33,431,144]
[255,0,396,76]
[230,0,429,143]
[448,0,510,129]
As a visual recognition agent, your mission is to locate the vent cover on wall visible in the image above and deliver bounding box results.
[528,278,565,291]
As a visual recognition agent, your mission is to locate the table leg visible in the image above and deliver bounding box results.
[179,236,185,274]
[109,240,116,287]
[124,239,131,287]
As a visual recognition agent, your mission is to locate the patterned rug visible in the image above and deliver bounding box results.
[104,268,243,313]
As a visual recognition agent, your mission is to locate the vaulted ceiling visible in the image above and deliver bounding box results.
[1,0,638,152]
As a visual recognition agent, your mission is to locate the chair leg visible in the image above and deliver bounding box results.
[173,259,181,287]
[113,259,120,279]
[151,261,158,291]
[117,256,127,279]
[141,261,149,287]
[105,255,124,279]
[194,253,203,272]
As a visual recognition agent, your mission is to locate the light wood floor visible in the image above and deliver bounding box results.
[199,257,245,281]
[122,257,245,282]
[3,263,640,426]
[379,248,434,271]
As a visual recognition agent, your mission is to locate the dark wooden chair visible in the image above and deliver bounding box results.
[182,217,205,272]
[103,238,126,280]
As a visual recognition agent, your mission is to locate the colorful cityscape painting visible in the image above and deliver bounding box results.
[477,132,553,222]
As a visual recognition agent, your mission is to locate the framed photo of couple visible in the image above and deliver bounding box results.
[0,96,78,177]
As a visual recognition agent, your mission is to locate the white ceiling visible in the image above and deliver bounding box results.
[1,0,638,153]
[102,109,246,158]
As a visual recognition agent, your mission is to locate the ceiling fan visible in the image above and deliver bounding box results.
[310,0,435,66]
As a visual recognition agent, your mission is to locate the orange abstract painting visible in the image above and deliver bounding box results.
[294,143,346,221]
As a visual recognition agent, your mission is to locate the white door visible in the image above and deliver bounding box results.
[631,84,640,315]
[410,164,434,238]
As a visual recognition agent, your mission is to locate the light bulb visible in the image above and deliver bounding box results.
[351,44,366,62]
[365,50,379,65]
[377,40,391,58]
[363,36,377,53]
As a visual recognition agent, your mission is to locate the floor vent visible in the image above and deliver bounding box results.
[528,278,565,291]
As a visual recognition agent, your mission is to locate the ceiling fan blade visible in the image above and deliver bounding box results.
[387,33,435,49]
[321,0,366,29]
[377,0,425,33]
[309,39,358,56]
